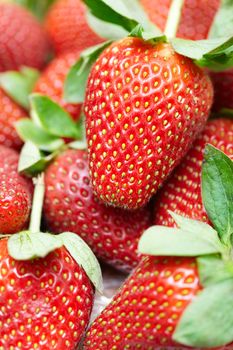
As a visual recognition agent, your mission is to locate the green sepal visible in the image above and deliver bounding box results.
[0,67,39,109]
[64,41,112,104]
[202,144,233,246]
[218,108,233,117]
[30,94,82,139]
[59,232,103,293]
[18,141,55,175]
[208,0,233,39]
[171,36,233,70]
[129,24,166,43]
[138,224,222,257]
[16,118,64,152]
[173,279,233,347]
[13,0,55,21]
[68,140,87,150]
[7,231,63,260]
[198,255,233,287]
[83,0,160,35]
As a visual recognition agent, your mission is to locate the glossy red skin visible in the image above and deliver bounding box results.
[0,146,32,234]
[0,3,49,71]
[84,256,203,349]
[44,149,152,272]
[45,0,103,55]
[84,38,213,210]
[0,88,26,150]
[34,52,82,121]
[210,70,233,112]
[0,238,94,350]
[140,0,220,40]
[153,118,233,227]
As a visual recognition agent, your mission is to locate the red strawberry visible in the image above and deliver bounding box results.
[140,0,220,40]
[45,0,104,55]
[153,118,233,227]
[0,3,49,71]
[44,148,152,272]
[0,88,26,150]
[0,237,94,349]
[34,51,82,121]
[84,38,213,210]
[0,145,32,234]
[84,255,202,349]
[210,70,233,112]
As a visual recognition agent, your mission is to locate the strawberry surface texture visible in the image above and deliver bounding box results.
[0,3,49,71]
[153,118,233,227]
[84,38,213,209]
[44,149,152,272]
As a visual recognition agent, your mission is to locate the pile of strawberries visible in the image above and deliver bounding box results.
[0,0,233,349]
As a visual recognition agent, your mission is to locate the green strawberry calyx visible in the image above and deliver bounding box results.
[6,173,103,293]
[64,0,233,104]
[16,93,86,175]
[0,66,40,109]
[138,145,233,348]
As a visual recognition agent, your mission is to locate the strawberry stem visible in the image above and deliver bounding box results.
[29,173,45,234]
[164,0,184,38]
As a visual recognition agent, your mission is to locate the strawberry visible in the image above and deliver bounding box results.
[84,146,233,349]
[44,148,152,272]
[210,70,233,112]
[153,118,233,227]
[0,3,49,71]
[0,145,32,234]
[0,237,94,349]
[140,0,220,40]
[0,87,26,150]
[34,51,82,121]
[84,255,202,350]
[84,38,213,209]
[45,0,104,55]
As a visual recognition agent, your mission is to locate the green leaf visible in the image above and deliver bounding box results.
[129,24,166,43]
[18,141,54,175]
[198,255,233,287]
[16,119,64,152]
[199,37,233,70]
[83,0,160,34]
[86,11,128,40]
[64,41,112,103]
[202,144,233,245]
[169,211,218,236]
[138,226,222,257]
[173,280,233,347]
[171,36,232,60]
[30,94,82,139]
[8,231,63,260]
[59,232,103,293]
[68,140,87,150]
[0,67,39,109]
[14,0,55,21]
[219,108,233,117]
[209,0,233,39]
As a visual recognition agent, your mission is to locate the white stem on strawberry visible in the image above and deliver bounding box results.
[29,173,45,234]
[164,0,184,38]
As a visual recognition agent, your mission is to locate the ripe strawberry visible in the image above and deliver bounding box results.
[0,88,26,150]
[84,255,202,349]
[44,148,152,272]
[153,118,233,227]
[45,0,104,55]
[34,51,82,121]
[0,3,49,71]
[140,0,220,40]
[0,145,32,234]
[0,237,94,349]
[210,70,233,112]
[84,38,213,209]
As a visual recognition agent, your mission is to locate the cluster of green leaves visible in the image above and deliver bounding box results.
[16,94,84,174]
[64,0,233,105]
[139,145,233,348]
